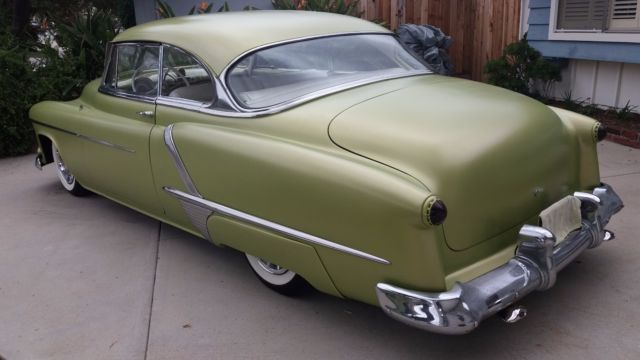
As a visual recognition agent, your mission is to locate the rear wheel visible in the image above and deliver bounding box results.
[245,253,311,296]
[52,143,89,196]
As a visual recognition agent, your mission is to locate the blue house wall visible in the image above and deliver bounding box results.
[527,0,640,63]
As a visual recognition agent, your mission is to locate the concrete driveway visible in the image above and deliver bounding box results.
[1,141,638,360]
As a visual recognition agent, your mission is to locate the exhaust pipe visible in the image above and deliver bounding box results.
[500,305,527,324]
[603,230,615,241]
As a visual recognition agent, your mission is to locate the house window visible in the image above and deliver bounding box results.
[556,0,639,31]
[609,0,640,30]
[549,0,640,42]
[556,0,609,30]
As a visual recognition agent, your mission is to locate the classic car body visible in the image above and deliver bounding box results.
[29,11,623,334]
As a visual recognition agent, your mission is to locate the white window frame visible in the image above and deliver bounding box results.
[548,0,640,43]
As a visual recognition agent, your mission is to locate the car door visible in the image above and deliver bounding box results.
[150,44,219,233]
[77,42,163,218]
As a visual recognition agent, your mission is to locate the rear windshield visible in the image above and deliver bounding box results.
[225,34,429,109]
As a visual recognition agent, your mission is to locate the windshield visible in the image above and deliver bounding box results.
[225,34,430,109]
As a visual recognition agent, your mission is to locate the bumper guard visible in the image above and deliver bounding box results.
[376,183,623,335]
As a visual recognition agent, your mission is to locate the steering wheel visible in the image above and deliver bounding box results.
[163,66,190,88]
[131,67,158,95]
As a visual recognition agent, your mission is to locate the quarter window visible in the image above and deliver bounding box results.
[161,45,215,103]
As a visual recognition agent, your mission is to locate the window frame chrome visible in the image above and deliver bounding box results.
[98,33,432,118]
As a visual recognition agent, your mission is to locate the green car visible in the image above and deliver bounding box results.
[30,11,623,334]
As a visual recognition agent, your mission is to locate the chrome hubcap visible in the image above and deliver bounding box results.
[257,258,288,275]
[54,148,74,185]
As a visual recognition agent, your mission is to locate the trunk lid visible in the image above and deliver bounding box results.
[329,76,580,251]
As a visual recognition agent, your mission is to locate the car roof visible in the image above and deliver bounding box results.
[113,11,390,75]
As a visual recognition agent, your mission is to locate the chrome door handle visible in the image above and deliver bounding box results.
[137,110,154,117]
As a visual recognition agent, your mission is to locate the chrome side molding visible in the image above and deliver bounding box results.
[31,120,135,153]
[163,187,391,265]
[161,124,390,265]
[163,124,202,198]
[376,183,624,334]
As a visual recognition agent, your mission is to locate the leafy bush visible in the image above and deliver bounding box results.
[55,8,119,97]
[0,30,39,156]
[484,36,561,98]
[0,7,119,157]
[272,0,362,16]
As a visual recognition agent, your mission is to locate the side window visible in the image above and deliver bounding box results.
[161,45,215,103]
[103,43,160,97]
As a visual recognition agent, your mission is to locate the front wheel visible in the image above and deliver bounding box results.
[52,143,89,196]
[245,254,311,296]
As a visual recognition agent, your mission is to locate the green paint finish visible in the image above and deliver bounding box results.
[329,76,597,252]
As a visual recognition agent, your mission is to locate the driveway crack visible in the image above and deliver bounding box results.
[602,170,640,179]
[144,221,161,360]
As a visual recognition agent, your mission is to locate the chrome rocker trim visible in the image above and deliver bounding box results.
[376,183,623,335]
[31,120,136,153]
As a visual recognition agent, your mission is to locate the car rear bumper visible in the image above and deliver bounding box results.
[375,183,624,335]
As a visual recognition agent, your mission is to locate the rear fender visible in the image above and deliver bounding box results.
[162,122,447,304]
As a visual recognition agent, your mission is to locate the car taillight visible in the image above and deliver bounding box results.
[594,122,607,142]
[423,197,448,226]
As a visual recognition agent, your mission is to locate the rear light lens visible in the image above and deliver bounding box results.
[423,197,448,226]
[594,122,607,142]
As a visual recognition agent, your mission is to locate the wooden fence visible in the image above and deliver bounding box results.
[359,0,522,80]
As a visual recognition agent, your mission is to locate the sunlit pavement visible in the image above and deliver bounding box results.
[0,141,638,360]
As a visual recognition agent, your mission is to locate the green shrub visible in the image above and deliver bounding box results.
[0,7,119,157]
[484,36,561,98]
[0,29,39,156]
[55,8,119,98]
[615,100,638,120]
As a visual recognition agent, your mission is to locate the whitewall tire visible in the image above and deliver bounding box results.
[51,143,89,196]
[245,253,310,296]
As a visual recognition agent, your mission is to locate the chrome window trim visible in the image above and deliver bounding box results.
[157,71,429,119]
[98,87,157,104]
[164,186,391,265]
[209,71,430,117]
[156,96,204,110]
[217,32,432,115]
[31,120,136,153]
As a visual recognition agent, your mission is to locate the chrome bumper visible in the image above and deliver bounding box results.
[376,183,623,335]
